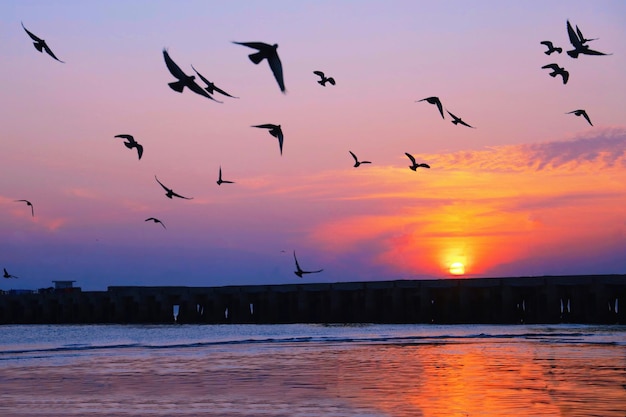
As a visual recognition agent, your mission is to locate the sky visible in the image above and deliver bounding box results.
[1,1,625,291]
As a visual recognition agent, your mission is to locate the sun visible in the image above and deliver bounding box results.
[449,262,465,275]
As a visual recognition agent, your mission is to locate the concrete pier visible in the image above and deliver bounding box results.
[0,275,624,324]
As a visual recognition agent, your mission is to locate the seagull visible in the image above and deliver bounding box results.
[3,268,18,279]
[446,110,475,128]
[15,199,34,217]
[114,134,143,160]
[566,109,593,126]
[21,22,64,63]
[233,41,285,92]
[566,20,611,58]
[216,166,234,185]
[293,251,323,278]
[541,64,569,84]
[313,71,335,86]
[154,176,193,200]
[251,124,284,155]
[540,41,562,55]
[191,65,239,98]
[349,151,371,167]
[145,217,166,229]
[416,96,445,119]
[162,48,222,102]
[405,153,430,171]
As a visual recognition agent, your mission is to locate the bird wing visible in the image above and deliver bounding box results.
[115,134,134,141]
[582,112,593,126]
[446,110,458,120]
[435,100,444,119]
[306,269,324,274]
[135,144,144,160]
[171,191,193,200]
[42,42,64,63]
[405,152,416,164]
[566,20,583,49]
[21,22,42,42]
[419,163,431,169]
[267,52,286,92]
[459,119,474,128]
[277,130,284,155]
[212,84,238,98]
[163,48,187,80]
[561,70,569,84]
[293,251,302,271]
[580,48,611,56]
[349,151,358,162]
[233,41,271,51]
[252,124,276,129]
[541,64,558,70]
[540,41,553,48]
[154,176,170,192]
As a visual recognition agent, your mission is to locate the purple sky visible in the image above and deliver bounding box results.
[1,1,625,291]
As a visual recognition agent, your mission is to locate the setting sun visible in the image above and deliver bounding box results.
[449,262,465,275]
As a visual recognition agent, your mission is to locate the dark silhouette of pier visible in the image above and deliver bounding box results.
[0,275,624,324]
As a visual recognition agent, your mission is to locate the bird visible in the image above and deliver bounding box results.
[405,153,430,171]
[251,124,284,155]
[446,110,475,128]
[233,41,285,93]
[349,151,371,167]
[313,71,335,86]
[3,268,18,279]
[21,22,64,63]
[541,64,569,85]
[162,48,222,102]
[190,65,239,98]
[416,96,445,119]
[15,199,34,217]
[154,176,193,200]
[145,217,166,229]
[114,134,143,160]
[566,20,611,58]
[216,166,234,185]
[566,109,593,126]
[293,251,323,278]
[540,41,562,55]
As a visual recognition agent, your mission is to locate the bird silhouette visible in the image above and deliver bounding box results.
[217,166,234,185]
[313,71,335,86]
[145,217,166,229]
[446,110,475,128]
[21,22,64,63]
[3,268,18,279]
[114,134,143,160]
[566,20,611,58]
[566,109,593,126]
[541,64,569,84]
[293,251,323,278]
[416,96,445,119]
[251,124,284,155]
[154,176,193,200]
[349,151,371,167]
[405,153,430,171]
[191,65,239,98]
[15,199,34,217]
[233,41,285,93]
[540,41,562,55]
[162,49,222,102]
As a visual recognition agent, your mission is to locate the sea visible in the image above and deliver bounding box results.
[0,324,624,416]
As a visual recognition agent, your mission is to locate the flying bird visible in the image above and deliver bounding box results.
[145,217,166,229]
[293,251,323,278]
[541,64,569,84]
[349,151,371,167]
[233,41,285,92]
[566,20,611,58]
[566,109,593,126]
[154,176,193,200]
[416,96,445,119]
[405,153,430,171]
[446,110,475,128]
[21,22,64,63]
[313,71,335,86]
[15,199,34,217]
[3,268,18,279]
[217,166,234,185]
[251,124,284,155]
[540,41,562,55]
[114,134,143,160]
[162,49,222,102]
[191,65,239,98]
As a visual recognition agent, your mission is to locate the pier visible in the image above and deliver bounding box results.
[0,275,624,324]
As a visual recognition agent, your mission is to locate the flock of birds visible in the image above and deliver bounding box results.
[5,18,612,283]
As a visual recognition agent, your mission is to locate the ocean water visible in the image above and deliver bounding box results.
[0,324,624,416]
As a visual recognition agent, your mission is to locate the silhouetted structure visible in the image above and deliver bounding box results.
[0,275,624,325]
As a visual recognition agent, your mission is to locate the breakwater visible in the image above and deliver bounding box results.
[1,275,624,324]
